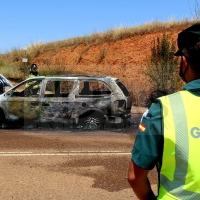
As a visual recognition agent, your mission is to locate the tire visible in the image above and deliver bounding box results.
[0,109,5,128]
[79,112,104,130]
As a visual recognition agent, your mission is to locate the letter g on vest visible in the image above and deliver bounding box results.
[191,127,200,138]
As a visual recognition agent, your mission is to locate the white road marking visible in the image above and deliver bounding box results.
[0,151,131,156]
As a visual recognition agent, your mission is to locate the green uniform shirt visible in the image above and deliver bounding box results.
[131,79,200,170]
[29,71,39,77]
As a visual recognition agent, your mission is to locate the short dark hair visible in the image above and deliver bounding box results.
[31,63,38,70]
[183,42,200,73]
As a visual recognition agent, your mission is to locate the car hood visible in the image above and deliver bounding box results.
[0,74,13,89]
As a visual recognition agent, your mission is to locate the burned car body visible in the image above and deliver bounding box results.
[0,75,132,128]
[0,74,13,94]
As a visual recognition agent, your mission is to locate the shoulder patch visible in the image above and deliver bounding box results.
[138,123,146,132]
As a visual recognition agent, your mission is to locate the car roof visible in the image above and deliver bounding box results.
[30,74,119,81]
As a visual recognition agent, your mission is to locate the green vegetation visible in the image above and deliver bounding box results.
[145,33,181,94]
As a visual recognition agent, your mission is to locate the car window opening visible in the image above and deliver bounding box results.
[44,80,74,97]
[79,81,111,96]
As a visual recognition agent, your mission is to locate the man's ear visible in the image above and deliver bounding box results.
[181,56,188,71]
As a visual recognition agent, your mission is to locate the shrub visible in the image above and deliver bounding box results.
[99,48,108,61]
[0,60,4,67]
[144,33,181,95]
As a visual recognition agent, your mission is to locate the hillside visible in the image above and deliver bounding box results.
[31,22,193,105]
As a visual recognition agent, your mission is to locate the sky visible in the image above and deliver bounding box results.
[0,0,198,53]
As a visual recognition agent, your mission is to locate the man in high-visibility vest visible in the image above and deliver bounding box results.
[25,63,40,95]
[128,22,200,199]
[28,63,40,78]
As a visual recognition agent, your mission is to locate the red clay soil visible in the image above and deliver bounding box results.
[31,24,191,104]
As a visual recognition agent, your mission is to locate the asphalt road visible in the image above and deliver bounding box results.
[0,125,157,200]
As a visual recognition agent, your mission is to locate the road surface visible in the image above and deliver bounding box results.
[0,127,157,200]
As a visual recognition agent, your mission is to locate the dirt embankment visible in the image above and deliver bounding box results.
[31,25,188,94]
[6,24,191,106]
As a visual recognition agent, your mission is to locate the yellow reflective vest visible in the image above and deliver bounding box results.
[157,91,200,199]
[25,72,40,89]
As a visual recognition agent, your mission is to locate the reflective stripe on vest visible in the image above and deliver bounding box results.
[158,91,200,200]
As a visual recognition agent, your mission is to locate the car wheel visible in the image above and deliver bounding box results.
[79,112,104,130]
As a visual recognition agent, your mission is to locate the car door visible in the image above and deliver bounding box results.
[39,79,75,124]
[5,79,42,122]
[74,80,112,116]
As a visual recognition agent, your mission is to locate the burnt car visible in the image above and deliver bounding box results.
[0,74,13,94]
[0,75,132,129]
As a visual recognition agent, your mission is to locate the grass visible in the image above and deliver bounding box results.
[36,19,196,51]
[0,19,197,82]
[99,48,108,61]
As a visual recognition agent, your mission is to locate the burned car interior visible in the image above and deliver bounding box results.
[44,80,74,98]
[78,81,111,96]
[10,79,42,97]
[44,80,112,98]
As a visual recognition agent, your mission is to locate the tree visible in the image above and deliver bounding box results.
[193,0,200,20]
[145,33,181,95]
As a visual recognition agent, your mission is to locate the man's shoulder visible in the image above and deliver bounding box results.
[148,100,162,116]
[157,91,184,103]
[29,71,39,76]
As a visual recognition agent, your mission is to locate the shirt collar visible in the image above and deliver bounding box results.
[182,79,200,91]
